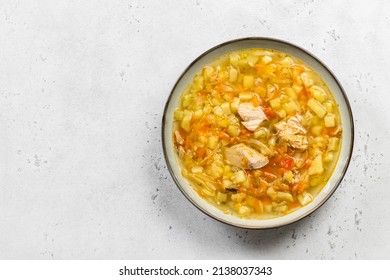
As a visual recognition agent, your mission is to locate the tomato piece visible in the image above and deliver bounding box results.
[280,155,295,169]
[263,107,275,119]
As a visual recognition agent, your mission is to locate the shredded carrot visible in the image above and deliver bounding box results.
[196,147,206,158]
[218,131,230,141]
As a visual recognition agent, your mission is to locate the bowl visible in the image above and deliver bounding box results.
[162,37,354,229]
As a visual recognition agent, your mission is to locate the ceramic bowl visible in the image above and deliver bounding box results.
[162,37,354,229]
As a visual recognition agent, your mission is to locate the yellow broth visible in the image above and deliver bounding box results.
[172,48,342,219]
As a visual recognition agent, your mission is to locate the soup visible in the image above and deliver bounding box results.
[172,48,342,219]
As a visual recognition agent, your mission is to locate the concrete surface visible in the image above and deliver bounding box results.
[0,0,389,259]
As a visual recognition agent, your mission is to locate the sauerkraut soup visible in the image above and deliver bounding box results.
[172,48,342,219]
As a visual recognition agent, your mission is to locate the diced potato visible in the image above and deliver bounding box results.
[229,53,240,67]
[262,55,273,64]
[283,100,300,114]
[266,187,277,200]
[308,154,324,175]
[298,191,313,206]
[216,192,227,203]
[181,110,193,132]
[284,87,297,99]
[193,108,203,119]
[231,192,246,202]
[230,97,240,113]
[314,136,325,148]
[275,109,287,118]
[270,98,281,109]
[243,75,254,88]
[181,94,192,108]
[229,67,238,83]
[307,98,327,118]
[324,114,337,127]
[283,171,294,183]
[227,125,240,137]
[238,206,252,215]
[276,192,294,202]
[324,152,334,163]
[218,119,229,128]
[174,109,184,120]
[310,86,327,102]
[210,163,223,178]
[301,72,314,87]
[191,166,204,173]
[328,137,339,151]
[239,92,253,100]
[211,97,221,106]
[311,125,323,136]
[247,55,259,67]
[238,59,248,67]
[221,102,232,115]
[213,106,224,116]
[292,84,303,94]
[279,56,293,65]
[309,148,322,157]
[233,170,246,183]
[202,66,214,80]
[222,179,233,189]
[207,135,219,149]
[227,115,239,125]
[193,75,204,91]
[323,102,333,113]
[203,106,212,115]
[264,204,272,213]
[309,175,323,187]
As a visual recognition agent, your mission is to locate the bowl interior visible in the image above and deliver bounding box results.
[162,38,353,229]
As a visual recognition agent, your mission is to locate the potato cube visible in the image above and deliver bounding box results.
[283,100,300,114]
[243,75,254,88]
[229,67,238,83]
[213,106,224,116]
[284,87,297,99]
[298,191,313,206]
[270,98,281,109]
[229,53,240,66]
[180,110,193,132]
[308,154,324,175]
[207,135,219,149]
[174,109,184,120]
[324,114,337,127]
[328,137,339,151]
[233,170,246,183]
[230,97,240,113]
[247,55,259,67]
[227,125,240,137]
[238,206,251,215]
[262,55,273,64]
[311,125,323,136]
[216,192,227,203]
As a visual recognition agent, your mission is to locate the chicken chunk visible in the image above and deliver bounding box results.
[275,115,308,149]
[237,103,267,131]
[224,143,269,170]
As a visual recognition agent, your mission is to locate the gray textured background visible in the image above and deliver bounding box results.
[0,0,389,259]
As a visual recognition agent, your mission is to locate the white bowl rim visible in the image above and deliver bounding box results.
[161,37,354,229]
